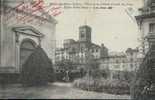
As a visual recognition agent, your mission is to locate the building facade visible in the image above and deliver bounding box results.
[98,48,142,79]
[136,0,155,55]
[131,1,155,99]
[55,25,108,64]
[0,0,57,73]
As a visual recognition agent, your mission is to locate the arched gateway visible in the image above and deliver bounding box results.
[12,26,44,72]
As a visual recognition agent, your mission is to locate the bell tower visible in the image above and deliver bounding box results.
[79,25,91,43]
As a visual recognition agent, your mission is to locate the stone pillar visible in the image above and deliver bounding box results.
[15,32,20,73]
[0,0,4,66]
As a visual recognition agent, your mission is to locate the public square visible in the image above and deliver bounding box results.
[0,82,130,99]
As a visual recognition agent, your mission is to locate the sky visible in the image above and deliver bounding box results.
[46,0,144,52]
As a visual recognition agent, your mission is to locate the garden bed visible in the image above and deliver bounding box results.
[73,77,130,95]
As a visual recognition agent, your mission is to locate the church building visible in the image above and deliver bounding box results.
[0,0,57,74]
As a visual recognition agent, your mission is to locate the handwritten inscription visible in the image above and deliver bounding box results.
[15,0,61,17]
[4,0,61,26]
[3,0,133,25]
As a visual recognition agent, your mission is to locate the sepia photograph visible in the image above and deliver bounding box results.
[0,0,155,99]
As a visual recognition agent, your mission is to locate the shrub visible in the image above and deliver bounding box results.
[20,46,54,86]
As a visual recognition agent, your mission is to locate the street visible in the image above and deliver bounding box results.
[0,82,130,99]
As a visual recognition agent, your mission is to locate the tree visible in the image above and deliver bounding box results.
[85,49,102,78]
[55,59,76,71]
[55,59,76,81]
[20,46,54,86]
[101,68,110,79]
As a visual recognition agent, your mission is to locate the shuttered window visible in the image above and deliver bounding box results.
[149,23,155,33]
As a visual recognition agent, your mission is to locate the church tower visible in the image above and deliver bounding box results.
[79,25,91,43]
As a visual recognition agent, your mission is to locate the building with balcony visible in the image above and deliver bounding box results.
[131,0,155,99]
[136,0,155,55]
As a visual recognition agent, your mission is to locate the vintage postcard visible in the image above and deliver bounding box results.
[0,0,155,99]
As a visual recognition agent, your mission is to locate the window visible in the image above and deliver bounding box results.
[81,47,84,52]
[150,0,155,6]
[149,23,155,33]
[81,55,83,58]
[72,48,75,52]
[116,60,119,63]
[122,60,125,63]
[81,34,85,38]
[147,0,155,7]
[92,49,94,53]
[115,65,120,69]
[130,58,133,62]
[130,52,133,56]
[130,64,133,68]
[80,28,86,33]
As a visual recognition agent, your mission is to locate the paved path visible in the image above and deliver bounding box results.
[0,82,130,99]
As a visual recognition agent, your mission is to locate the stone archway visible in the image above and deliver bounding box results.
[20,39,37,69]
